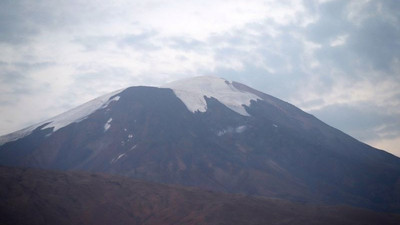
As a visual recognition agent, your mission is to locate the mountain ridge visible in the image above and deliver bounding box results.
[1,76,399,212]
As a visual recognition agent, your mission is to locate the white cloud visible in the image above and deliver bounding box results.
[369,136,400,157]
[330,34,348,47]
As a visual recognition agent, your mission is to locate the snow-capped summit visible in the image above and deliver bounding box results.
[162,76,260,116]
[1,75,400,213]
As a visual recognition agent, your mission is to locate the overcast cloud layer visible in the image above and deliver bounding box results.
[0,0,399,156]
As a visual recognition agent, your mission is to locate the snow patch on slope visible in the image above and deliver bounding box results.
[104,118,113,132]
[0,89,124,146]
[162,76,260,116]
[102,95,120,108]
[111,153,126,164]
[110,145,137,164]
[217,125,247,136]
[41,90,122,132]
[0,127,38,146]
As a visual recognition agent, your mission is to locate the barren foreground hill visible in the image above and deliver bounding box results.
[1,166,399,225]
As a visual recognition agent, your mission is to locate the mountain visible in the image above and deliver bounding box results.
[1,76,400,212]
[1,166,400,225]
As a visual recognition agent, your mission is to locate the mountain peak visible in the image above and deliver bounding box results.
[1,75,400,213]
[0,76,260,145]
[162,76,260,116]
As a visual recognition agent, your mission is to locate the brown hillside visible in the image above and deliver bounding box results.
[0,166,399,225]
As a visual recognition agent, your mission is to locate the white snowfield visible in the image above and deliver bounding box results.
[162,76,260,116]
[42,89,123,132]
[0,89,123,145]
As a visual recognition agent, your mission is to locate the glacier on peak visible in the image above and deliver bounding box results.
[162,76,260,116]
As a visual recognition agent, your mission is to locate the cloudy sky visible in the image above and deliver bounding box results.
[0,0,399,156]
